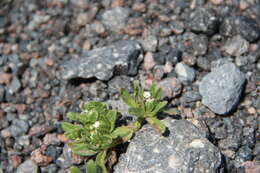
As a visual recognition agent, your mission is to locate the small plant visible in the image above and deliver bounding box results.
[62,102,134,173]
[120,81,168,134]
[62,81,178,173]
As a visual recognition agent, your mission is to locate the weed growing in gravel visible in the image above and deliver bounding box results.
[62,102,135,173]
[120,81,168,134]
[62,81,178,173]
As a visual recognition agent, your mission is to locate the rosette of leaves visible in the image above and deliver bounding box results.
[62,101,134,173]
[120,81,169,134]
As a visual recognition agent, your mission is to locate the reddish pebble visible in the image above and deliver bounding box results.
[132,3,146,13]
[11,155,22,168]
[0,73,12,85]
[143,52,156,71]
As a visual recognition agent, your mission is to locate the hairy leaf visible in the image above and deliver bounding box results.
[163,108,179,115]
[67,112,80,121]
[96,151,108,173]
[86,160,102,173]
[68,142,98,156]
[120,88,138,107]
[146,117,166,134]
[150,101,167,116]
[128,107,144,117]
[112,126,133,142]
[105,110,117,132]
[69,166,82,173]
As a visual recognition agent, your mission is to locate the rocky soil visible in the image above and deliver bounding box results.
[0,0,259,173]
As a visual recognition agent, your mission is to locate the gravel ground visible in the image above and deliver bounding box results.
[0,0,259,173]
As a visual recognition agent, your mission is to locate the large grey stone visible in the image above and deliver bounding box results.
[60,40,143,81]
[114,118,223,173]
[16,159,38,173]
[199,63,246,115]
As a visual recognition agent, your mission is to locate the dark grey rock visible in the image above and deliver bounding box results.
[165,49,182,65]
[235,145,253,165]
[102,7,130,32]
[222,35,249,57]
[199,63,246,114]
[0,85,4,102]
[197,57,210,70]
[10,119,29,137]
[60,40,143,81]
[16,159,38,173]
[45,146,63,161]
[238,16,260,42]
[188,8,219,35]
[175,62,196,83]
[220,16,238,37]
[56,144,83,169]
[187,33,208,56]
[114,119,223,173]
[40,164,58,173]
[180,91,201,105]
[108,75,132,94]
[220,16,260,42]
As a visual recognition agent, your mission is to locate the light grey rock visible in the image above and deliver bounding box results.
[16,159,38,173]
[8,77,21,95]
[222,35,249,57]
[199,63,246,114]
[114,118,223,173]
[60,40,143,81]
[102,7,130,32]
[175,62,196,82]
[140,35,158,52]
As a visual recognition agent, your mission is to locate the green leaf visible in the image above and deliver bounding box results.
[120,88,138,108]
[150,101,167,116]
[62,122,79,132]
[150,83,163,100]
[105,110,117,132]
[146,117,166,134]
[163,108,179,115]
[68,142,98,156]
[133,80,141,98]
[96,151,108,173]
[145,101,157,113]
[69,166,82,173]
[82,102,108,114]
[86,160,100,173]
[154,88,163,100]
[62,122,82,139]
[67,112,80,121]
[150,83,157,98]
[128,107,145,118]
[85,110,99,124]
[112,126,133,142]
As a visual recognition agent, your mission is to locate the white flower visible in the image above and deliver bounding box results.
[143,91,151,99]
[93,121,100,128]
[146,98,155,103]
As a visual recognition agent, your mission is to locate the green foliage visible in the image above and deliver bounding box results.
[62,102,134,157]
[62,101,135,173]
[120,81,168,134]
[63,81,178,173]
